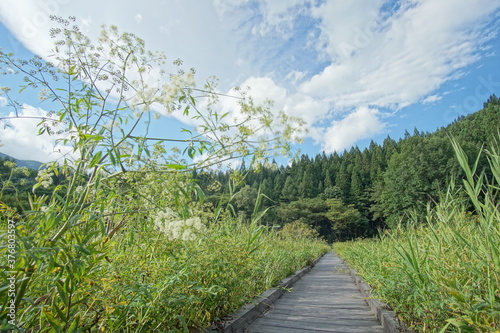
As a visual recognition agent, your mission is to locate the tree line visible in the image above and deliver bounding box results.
[194,95,500,241]
[1,95,499,241]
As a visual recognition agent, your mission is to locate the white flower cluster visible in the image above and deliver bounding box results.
[159,72,195,110]
[35,170,54,189]
[38,88,50,101]
[153,208,206,241]
[104,120,120,130]
[129,72,195,113]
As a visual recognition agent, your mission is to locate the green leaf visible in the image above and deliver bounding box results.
[187,147,196,159]
[166,164,187,170]
[81,134,105,141]
[56,280,69,306]
[109,150,116,166]
[66,315,80,333]
[74,244,92,255]
[43,309,64,331]
[194,184,206,202]
[89,151,102,167]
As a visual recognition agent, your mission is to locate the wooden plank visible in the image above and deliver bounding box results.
[267,301,371,312]
[246,325,336,333]
[251,306,382,331]
[268,306,378,318]
[263,311,375,323]
[246,252,385,333]
[205,254,326,332]
[249,317,383,332]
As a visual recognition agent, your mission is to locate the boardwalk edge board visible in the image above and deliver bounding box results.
[205,254,325,333]
[348,267,413,333]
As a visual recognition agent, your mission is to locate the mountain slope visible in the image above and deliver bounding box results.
[0,152,43,170]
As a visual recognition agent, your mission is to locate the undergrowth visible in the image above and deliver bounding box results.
[103,220,329,332]
[1,207,328,332]
[335,138,500,332]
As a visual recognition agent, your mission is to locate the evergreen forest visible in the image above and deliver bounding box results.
[195,95,500,241]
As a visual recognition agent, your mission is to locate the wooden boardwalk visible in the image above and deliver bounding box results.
[246,252,385,332]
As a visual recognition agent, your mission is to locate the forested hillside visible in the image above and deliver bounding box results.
[196,95,500,241]
[0,155,64,212]
[0,153,43,170]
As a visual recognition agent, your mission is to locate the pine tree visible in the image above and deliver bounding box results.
[281,175,298,202]
[299,163,316,198]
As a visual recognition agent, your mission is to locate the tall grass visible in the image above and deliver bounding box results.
[103,219,329,332]
[335,137,500,332]
[1,202,329,332]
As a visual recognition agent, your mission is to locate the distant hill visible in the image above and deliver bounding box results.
[0,152,44,170]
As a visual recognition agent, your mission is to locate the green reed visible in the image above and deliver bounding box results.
[335,137,499,332]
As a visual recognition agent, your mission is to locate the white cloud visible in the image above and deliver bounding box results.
[214,0,310,37]
[0,0,246,89]
[259,0,308,19]
[214,76,287,132]
[192,151,242,170]
[310,0,386,61]
[218,76,330,127]
[285,70,306,85]
[241,77,287,105]
[212,0,250,16]
[252,0,309,37]
[422,94,442,104]
[302,0,500,110]
[319,107,387,153]
[0,0,498,160]
[0,105,72,163]
[0,0,63,57]
[134,13,143,24]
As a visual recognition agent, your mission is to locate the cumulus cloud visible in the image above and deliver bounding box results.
[301,0,500,110]
[0,0,77,60]
[217,76,330,128]
[319,107,387,153]
[0,105,72,163]
[285,70,307,85]
[0,0,245,89]
[213,76,288,138]
[214,0,309,37]
[209,0,499,152]
[0,0,498,160]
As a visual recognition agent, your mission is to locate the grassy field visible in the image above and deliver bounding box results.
[335,139,500,332]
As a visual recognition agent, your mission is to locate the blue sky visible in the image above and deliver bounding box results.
[0,0,499,163]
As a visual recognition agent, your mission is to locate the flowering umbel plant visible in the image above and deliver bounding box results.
[153,208,206,241]
[0,16,305,331]
[34,169,54,189]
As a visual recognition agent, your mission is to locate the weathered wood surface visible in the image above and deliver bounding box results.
[246,252,385,333]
